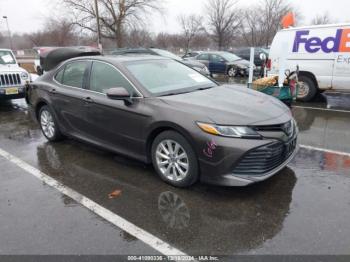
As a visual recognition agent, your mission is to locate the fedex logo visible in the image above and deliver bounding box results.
[293,29,350,53]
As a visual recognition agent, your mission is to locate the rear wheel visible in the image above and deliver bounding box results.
[39,106,63,142]
[297,75,317,102]
[151,131,198,187]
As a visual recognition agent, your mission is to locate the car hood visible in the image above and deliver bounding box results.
[0,64,27,73]
[227,59,252,68]
[182,60,205,68]
[159,85,291,126]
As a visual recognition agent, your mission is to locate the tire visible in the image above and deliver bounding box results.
[39,105,63,142]
[227,67,237,77]
[151,131,199,187]
[297,75,317,102]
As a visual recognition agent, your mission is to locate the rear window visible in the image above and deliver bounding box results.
[58,61,88,88]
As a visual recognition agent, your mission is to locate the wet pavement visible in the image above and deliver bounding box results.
[0,154,156,255]
[1,97,350,255]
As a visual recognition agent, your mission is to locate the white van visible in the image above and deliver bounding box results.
[268,23,350,101]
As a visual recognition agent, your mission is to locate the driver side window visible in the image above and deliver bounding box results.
[197,54,209,61]
[210,55,224,63]
[89,61,136,95]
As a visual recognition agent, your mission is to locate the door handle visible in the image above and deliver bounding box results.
[50,89,56,94]
[83,97,93,104]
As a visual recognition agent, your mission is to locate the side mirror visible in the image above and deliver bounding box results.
[106,87,133,104]
[37,66,44,76]
[259,53,267,62]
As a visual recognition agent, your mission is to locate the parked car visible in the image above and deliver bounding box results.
[194,51,254,77]
[268,23,350,102]
[27,52,298,188]
[111,48,210,76]
[0,49,30,100]
[232,47,269,67]
[182,51,203,59]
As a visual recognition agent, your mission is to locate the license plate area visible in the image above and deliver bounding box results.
[5,87,19,95]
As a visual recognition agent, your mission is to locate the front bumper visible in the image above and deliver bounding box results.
[201,144,298,186]
[0,86,26,100]
[196,127,298,186]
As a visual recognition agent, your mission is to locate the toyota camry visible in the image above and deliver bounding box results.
[27,53,298,188]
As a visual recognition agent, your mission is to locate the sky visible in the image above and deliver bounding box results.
[0,0,350,35]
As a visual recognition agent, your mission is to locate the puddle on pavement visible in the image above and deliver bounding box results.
[1,99,350,255]
[292,107,350,153]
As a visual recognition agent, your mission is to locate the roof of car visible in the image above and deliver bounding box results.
[69,54,169,63]
[199,51,230,54]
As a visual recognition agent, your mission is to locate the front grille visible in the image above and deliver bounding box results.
[253,120,294,138]
[232,138,297,176]
[0,73,21,87]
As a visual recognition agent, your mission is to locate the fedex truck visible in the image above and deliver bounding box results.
[268,23,350,102]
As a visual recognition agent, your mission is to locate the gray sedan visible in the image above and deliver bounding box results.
[27,55,298,188]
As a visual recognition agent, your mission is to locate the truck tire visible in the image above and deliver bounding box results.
[297,75,317,102]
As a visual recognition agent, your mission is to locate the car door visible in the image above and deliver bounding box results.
[50,60,92,138]
[196,54,210,68]
[83,61,149,159]
[209,54,227,73]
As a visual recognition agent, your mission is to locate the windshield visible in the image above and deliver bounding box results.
[220,52,241,62]
[125,59,217,96]
[151,48,181,61]
[0,50,16,65]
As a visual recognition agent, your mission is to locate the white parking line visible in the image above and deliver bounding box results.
[300,144,350,157]
[293,105,350,113]
[0,147,187,256]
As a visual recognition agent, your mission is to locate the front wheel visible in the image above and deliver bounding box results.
[227,67,237,77]
[297,75,317,102]
[39,106,63,142]
[151,131,199,187]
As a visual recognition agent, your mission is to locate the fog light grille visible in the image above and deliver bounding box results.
[232,139,296,176]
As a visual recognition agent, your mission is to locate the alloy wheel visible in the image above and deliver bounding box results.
[155,140,189,182]
[228,68,236,77]
[40,110,56,139]
[298,81,310,99]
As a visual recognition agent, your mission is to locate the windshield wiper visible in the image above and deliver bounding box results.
[194,86,215,91]
[159,91,192,97]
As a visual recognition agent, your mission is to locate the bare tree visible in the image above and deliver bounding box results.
[311,12,335,25]
[179,14,204,53]
[206,0,242,50]
[125,29,154,47]
[240,0,295,47]
[63,0,162,48]
[27,18,76,47]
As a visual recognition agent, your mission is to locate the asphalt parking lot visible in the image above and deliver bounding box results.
[1,88,350,256]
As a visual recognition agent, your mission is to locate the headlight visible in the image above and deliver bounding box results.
[197,122,261,138]
[201,66,210,74]
[236,64,247,69]
[20,72,29,80]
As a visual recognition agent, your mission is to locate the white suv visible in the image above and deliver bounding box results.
[0,49,30,100]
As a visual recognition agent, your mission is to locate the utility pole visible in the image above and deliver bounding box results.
[94,0,102,51]
[3,16,13,50]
